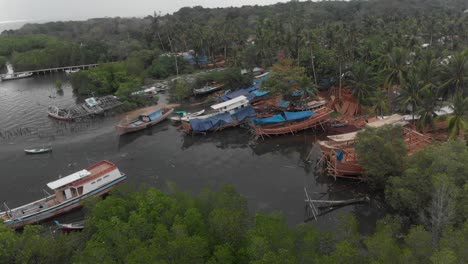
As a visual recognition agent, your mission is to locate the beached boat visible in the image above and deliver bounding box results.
[170,109,205,123]
[252,107,333,136]
[193,82,224,95]
[47,106,74,121]
[181,106,256,134]
[181,95,255,133]
[0,160,126,229]
[54,220,85,232]
[1,72,33,81]
[24,147,52,154]
[116,106,174,135]
[65,69,80,74]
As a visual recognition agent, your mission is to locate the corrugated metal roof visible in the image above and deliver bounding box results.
[47,170,91,190]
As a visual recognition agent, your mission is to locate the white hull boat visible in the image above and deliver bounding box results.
[0,160,127,229]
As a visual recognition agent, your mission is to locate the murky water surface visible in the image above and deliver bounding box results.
[0,74,384,232]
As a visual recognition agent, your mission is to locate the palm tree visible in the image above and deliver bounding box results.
[416,86,438,132]
[447,92,468,139]
[370,90,390,117]
[439,51,467,99]
[381,47,411,88]
[396,73,421,123]
[347,62,376,106]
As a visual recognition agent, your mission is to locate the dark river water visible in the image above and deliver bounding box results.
[0,73,384,233]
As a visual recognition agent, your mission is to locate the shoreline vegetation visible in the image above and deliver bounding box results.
[0,0,467,262]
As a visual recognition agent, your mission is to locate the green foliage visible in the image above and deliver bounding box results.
[70,62,142,96]
[169,79,192,102]
[195,68,252,91]
[263,59,310,95]
[386,141,468,222]
[0,56,6,73]
[0,35,110,71]
[55,80,62,90]
[355,125,408,189]
[148,55,193,79]
[0,186,467,263]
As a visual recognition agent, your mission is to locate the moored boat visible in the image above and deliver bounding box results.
[181,106,256,134]
[0,160,127,229]
[116,106,174,135]
[1,72,33,81]
[193,82,224,95]
[24,147,52,154]
[65,69,80,74]
[54,220,85,232]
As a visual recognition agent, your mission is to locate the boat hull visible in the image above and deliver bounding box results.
[193,84,224,95]
[24,149,52,154]
[1,73,33,81]
[2,175,127,229]
[254,107,333,136]
[47,112,74,121]
[116,108,174,135]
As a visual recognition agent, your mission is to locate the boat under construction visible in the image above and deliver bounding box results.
[317,115,432,180]
[251,106,334,138]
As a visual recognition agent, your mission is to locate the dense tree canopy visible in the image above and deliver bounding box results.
[0,184,466,263]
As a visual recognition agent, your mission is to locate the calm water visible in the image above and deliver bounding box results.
[0,74,384,232]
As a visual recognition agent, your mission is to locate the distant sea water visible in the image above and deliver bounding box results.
[0,20,29,32]
[0,19,52,33]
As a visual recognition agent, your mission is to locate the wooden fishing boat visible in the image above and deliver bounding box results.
[0,160,127,229]
[24,147,52,154]
[252,107,333,136]
[193,82,224,95]
[170,109,205,123]
[116,106,174,135]
[47,106,74,121]
[54,220,85,232]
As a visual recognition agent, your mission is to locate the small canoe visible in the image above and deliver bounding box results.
[54,220,85,232]
[24,147,52,154]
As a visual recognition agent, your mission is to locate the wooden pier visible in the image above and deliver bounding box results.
[0,63,100,78]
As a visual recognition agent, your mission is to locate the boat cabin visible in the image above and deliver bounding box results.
[211,95,249,113]
[48,161,123,202]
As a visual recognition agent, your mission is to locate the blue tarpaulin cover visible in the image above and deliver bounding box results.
[245,93,256,101]
[144,109,162,121]
[283,110,314,121]
[245,84,259,93]
[336,150,344,161]
[252,90,270,97]
[183,54,209,65]
[221,89,250,101]
[252,114,286,124]
[190,112,234,132]
[278,100,290,108]
[232,106,256,121]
